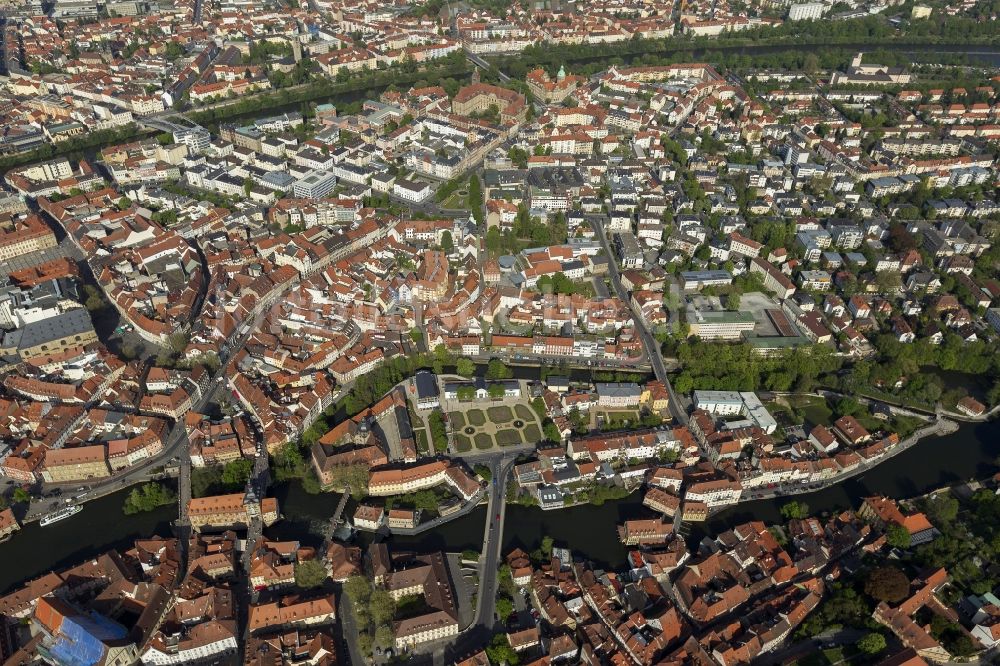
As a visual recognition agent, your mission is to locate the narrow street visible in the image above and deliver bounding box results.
[589,218,688,425]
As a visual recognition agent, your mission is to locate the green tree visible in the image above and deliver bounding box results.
[11,488,30,505]
[428,410,448,452]
[441,230,454,253]
[485,359,513,380]
[856,633,886,655]
[467,175,484,224]
[294,559,328,589]
[543,421,561,442]
[780,501,809,520]
[486,226,502,255]
[541,535,555,559]
[864,566,910,604]
[507,146,528,168]
[373,625,394,651]
[322,460,370,497]
[923,494,958,525]
[456,357,475,376]
[886,524,911,549]
[221,458,253,489]
[409,327,423,344]
[488,383,505,399]
[123,483,176,514]
[369,588,396,625]
[496,596,514,623]
[344,576,372,605]
[726,292,741,311]
[486,633,519,665]
[82,285,105,312]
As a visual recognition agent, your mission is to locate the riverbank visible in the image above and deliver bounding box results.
[19,467,179,526]
[735,416,959,505]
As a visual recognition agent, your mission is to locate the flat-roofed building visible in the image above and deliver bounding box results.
[686,307,755,340]
[693,390,744,415]
[680,270,733,291]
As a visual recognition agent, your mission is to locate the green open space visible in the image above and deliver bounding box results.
[514,404,535,421]
[449,411,466,428]
[440,191,466,209]
[466,409,486,426]
[496,430,522,447]
[414,430,430,454]
[454,434,472,452]
[487,406,514,423]
[522,424,542,443]
[786,395,834,428]
[474,434,494,450]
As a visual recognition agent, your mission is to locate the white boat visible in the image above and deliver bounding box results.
[39,504,82,527]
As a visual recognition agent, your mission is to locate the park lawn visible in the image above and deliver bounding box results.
[514,404,535,421]
[474,433,494,450]
[600,410,641,421]
[496,429,522,446]
[487,405,514,423]
[889,414,926,439]
[415,429,430,453]
[440,191,465,209]
[522,424,542,443]
[598,410,642,429]
[467,409,486,426]
[789,395,833,427]
[454,434,472,452]
[449,412,466,428]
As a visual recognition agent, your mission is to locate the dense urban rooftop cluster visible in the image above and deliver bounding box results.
[0,0,998,660]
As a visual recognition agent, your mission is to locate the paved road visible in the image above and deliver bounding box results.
[464,49,511,83]
[588,218,687,425]
[470,455,518,630]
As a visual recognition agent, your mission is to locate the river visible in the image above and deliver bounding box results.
[0,490,174,593]
[276,417,1000,569]
[1,418,996,591]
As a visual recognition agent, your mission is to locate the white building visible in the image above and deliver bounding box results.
[393,178,432,203]
[693,390,744,415]
[693,390,777,434]
[788,2,825,20]
[292,170,337,199]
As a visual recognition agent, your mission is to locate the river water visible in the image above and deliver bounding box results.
[0,490,174,593]
[3,416,990,592]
